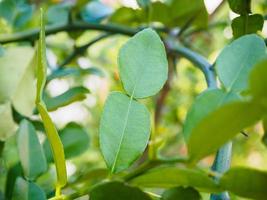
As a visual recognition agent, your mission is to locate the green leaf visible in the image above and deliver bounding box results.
[130,166,221,193]
[47,3,71,25]
[35,9,67,191]
[232,14,264,38]
[118,28,168,98]
[17,120,47,180]
[43,122,90,161]
[215,34,266,92]
[227,0,251,15]
[0,102,17,141]
[188,101,263,163]
[161,187,201,200]
[90,181,152,200]
[0,46,35,116]
[137,0,151,8]
[220,167,267,199]
[47,67,103,82]
[99,92,150,173]
[44,86,89,111]
[183,89,239,142]
[12,177,46,200]
[249,59,267,102]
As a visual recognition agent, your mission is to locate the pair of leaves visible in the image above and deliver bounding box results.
[35,9,67,193]
[184,34,266,162]
[43,122,90,162]
[100,28,168,173]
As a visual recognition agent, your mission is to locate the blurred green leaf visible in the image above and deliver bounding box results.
[183,89,239,142]
[220,167,267,199]
[43,122,90,162]
[161,187,201,200]
[232,14,264,38]
[47,67,103,82]
[47,3,72,25]
[0,102,17,141]
[100,92,150,173]
[137,0,151,8]
[44,86,89,111]
[227,0,251,14]
[90,181,152,200]
[188,101,263,162]
[12,177,46,200]
[81,1,113,23]
[119,28,168,98]
[35,9,67,190]
[215,34,266,92]
[130,166,221,193]
[17,120,47,180]
[0,46,35,116]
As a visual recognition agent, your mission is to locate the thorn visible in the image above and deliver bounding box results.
[241,131,248,137]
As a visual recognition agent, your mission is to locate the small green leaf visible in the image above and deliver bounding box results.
[249,59,267,102]
[0,102,17,141]
[17,120,47,180]
[118,28,168,98]
[188,101,263,162]
[44,86,89,111]
[43,122,90,161]
[35,9,67,191]
[161,187,201,200]
[0,46,35,116]
[90,181,152,200]
[100,92,150,173]
[130,166,221,193]
[232,14,264,38]
[215,34,266,92]
[220,167,267,199]
[12,177,46,200]
[227,0,251,14]
[183,89,239,142]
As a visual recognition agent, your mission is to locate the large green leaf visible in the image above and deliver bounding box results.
[188,101,263,163]
[183,89,239,142]
[130,166,221,193]
[232,14,264,39]
[161,187,201,200]
[35,9,67,191]
[215,34,266,92]
[249,59,267,103]
[0,46,35,116]
[44,86,89,111]
[227,0,251,14]
[99,92,150,173]
[90,181,152,200]
[12,177,46,200]
[118,28,168,98]
[220,167,267,199]
[0,102,17,141]
[43,122,90,161]
[17,120,47,180]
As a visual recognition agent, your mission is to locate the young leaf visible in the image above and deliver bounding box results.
[161,187,201,200]
[183,89,239,142]
[44,86,89,111]
[17,120,47,180]
[0,46,35,116]
[130,166,221,193]
[99,92,150,173]
[227,0,251,14]
[231,14,264,39]
[12,177,46,200]
[215,34,266,92]
[43,122,90,161]
[90,181,152,200]
[35,8,67,193]
[220,167,267,199]
[188,101,263,163]
[118,28,168,98]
